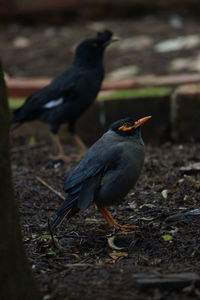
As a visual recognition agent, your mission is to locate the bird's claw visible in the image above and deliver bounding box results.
[114,224,140,235]
[112,223,139,230]
[117,229,140,235]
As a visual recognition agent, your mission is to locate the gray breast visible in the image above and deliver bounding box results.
[96,140,145,207]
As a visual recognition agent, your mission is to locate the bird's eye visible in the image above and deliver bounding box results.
[123,122,133,127]
[92,43,99,47]
[118,122,134,131]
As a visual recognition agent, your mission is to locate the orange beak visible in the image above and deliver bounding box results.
[118,116,152,131]
[134,116,152,128]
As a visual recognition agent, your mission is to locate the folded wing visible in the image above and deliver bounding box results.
[51,146,122,229]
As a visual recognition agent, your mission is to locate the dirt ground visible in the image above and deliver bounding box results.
[1,16,200,78]
[11,136,200,300]
[5,12,200,299]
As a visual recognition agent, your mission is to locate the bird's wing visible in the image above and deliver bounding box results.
[11,68,84,121]
[65,147,121,192]
[65,146,122,204]
[51,146,122,229]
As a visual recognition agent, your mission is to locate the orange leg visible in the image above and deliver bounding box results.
[98,207,138,231]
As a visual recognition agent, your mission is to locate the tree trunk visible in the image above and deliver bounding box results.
[0,62,41,300]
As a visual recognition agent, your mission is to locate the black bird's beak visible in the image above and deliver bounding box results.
[104,36,120,47]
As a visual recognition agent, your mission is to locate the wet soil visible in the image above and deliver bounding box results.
[1,17,200,78]
[11,137,200,299]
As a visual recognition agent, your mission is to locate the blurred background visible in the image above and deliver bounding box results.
[3,5,200,298]
[1,0,200,78]
[2,0,200,144]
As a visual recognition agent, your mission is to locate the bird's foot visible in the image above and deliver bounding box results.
[113,224,140,235]
[95,224,114,232]
[99,207,140,234]
[114,224,139,230]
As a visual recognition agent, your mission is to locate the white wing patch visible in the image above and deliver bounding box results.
[43,97,63,109]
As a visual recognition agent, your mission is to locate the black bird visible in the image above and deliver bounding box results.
[52,116,151,231]
[10,30,119,158]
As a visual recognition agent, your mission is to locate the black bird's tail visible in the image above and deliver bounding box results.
[9,107,25,131]
[10,106,25,123]
[51,196,79,230]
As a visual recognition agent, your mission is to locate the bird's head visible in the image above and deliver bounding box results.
[110,116,152,137]
[74,30,119,67]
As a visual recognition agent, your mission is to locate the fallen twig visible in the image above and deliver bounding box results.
[36,176,65,200]
[47,218,58,249]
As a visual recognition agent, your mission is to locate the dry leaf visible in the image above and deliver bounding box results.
[85,218,99,223]
[109,251,128,260]
[161,189,169,199]
[107,236,124,250]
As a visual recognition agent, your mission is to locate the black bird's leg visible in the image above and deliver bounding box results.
[73,135,87,153]
[68,122,87,154]
[49,125,70,162]
[50,133,64,154]
[50,124,64,154]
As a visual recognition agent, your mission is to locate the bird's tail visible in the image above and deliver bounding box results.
[9,107,25,131]
[51,196,79,230]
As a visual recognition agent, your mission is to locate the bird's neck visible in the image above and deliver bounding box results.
[74,56,104,70]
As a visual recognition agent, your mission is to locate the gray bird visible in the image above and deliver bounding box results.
[52,116,151,230]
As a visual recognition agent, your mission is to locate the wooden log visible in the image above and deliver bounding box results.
[6,73,200,98]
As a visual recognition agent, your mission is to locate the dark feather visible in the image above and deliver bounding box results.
[51,196,79,229]
[10,70,81,124]
[52,146,122,229]
[64,147,121,192]
[10,31,114,135]
[77,175,102,210]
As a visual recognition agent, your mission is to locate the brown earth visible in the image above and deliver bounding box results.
[11,135,200,299]
[6,14,200,299]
